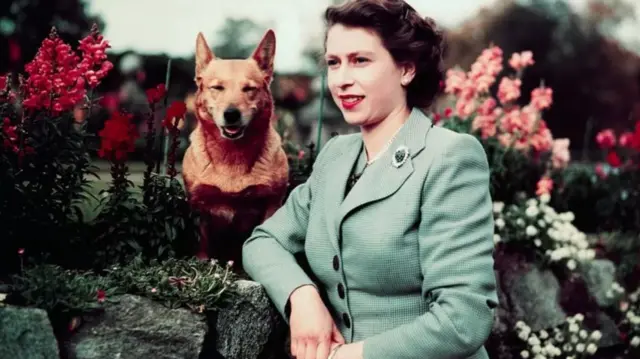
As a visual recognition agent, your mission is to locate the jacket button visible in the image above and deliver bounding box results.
[337,283,345,299]
[332,255,339,271]
[342,313,351,328]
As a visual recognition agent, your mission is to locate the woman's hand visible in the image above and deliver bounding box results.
[332,341,364,359]
[289,285,345,359]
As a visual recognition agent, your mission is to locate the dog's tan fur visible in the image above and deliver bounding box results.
[182,30,289,266]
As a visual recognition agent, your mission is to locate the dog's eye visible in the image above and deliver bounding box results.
[209,85,224,91]
[242,86,257,92]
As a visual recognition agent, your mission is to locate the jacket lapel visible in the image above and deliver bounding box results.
[332,108,434,248]
[324,135,361,252]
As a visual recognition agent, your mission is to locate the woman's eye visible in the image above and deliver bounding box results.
[243,86,257,92]
[326,59,338,66]
[355,57,369,63]
[210,85,224,91]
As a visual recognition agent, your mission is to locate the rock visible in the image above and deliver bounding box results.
[593,311,622,348]
[500,265,567,331]
[215,280,288,359]
[70,294,207,359]
[579,259,618,307]
[0,305,60,359]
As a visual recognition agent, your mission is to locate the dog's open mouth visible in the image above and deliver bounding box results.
[221,125,246,139]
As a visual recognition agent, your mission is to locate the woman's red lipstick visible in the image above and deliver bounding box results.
[339,95,364,110]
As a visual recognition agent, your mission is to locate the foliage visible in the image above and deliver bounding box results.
[106,256,239,313]
[6,264,116,315]
[5,256,238,315]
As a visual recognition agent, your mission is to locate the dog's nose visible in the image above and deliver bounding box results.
[223,107,242,125]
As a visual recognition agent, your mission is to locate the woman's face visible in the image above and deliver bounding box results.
[324,24,412,128]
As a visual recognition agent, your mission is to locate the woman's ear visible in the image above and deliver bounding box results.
[400,62,416,86]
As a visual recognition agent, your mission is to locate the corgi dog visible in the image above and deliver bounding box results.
[182,29,289,269]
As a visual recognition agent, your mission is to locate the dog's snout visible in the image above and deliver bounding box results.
[223,107,242,125]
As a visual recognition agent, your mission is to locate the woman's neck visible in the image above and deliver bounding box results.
[360,106,411,162]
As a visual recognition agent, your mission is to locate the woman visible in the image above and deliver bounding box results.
[242,1,498,358]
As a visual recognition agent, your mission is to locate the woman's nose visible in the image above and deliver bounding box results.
[331,66,354,88]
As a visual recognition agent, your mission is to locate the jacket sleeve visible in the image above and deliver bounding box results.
[242,136,338,322]
[362,133,498,359]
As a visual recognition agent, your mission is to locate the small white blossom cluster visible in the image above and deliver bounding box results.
[605,281,626,301]
[618,287,640,354]
[515,314,601,359]
[492,196,595,270]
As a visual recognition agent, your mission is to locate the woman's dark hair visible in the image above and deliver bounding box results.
[324,0,445,110]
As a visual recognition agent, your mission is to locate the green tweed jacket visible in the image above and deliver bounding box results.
[242,107,498,359]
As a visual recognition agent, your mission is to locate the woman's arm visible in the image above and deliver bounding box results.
[361,133,498,359]
[242,136,338,322]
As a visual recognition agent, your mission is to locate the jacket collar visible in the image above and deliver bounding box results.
[323,107,434,252]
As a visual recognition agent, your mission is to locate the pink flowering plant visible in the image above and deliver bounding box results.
[0,25,113,272]
[433,46,570,203]
[0,26,200,275]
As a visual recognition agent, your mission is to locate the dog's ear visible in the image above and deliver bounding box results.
[251,29,276,83]
[195,32,215,79]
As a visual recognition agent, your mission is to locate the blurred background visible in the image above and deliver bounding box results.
[1,0,639,166]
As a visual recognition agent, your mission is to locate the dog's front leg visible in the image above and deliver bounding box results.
[196,212,212,260]
[261,196,284,223]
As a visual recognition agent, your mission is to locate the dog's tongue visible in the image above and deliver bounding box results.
[225,126,241,134]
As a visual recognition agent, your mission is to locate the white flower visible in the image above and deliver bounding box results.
[559,211,575,222]
[534,239,542,247]
[519,331,530,341]
[586,343,597,354]
[517,218,526,227]
[520,350,530,359]
[575,343,585,353]
[629,292,638,303]
[567,259,577,270]
[516,320,526,329]
[526,198,538,207]
[539,330,549,339]
[569,323,579,333]
[570,334,579,343]
[631,336,640,347]
[531,344,541,354]
[526,206,540,218]
[493,202,505,213]
[590,330,602,341]
[495,218,505,229]
[555,333,565,342]
[528,336,541,346]
[579,329,587,339]
[562,343,573,352]
[539,193,550,204]
[526,225,538,237]
[493,234,501,244]
[537,219,546,228]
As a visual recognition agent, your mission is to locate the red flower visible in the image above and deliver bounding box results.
[162,101,187,130]
[17,248,24,255]
[595,163,607,179]
[443,107,453,118]
[98,111,139,162]
[619,131,634,148]
[96,289,106,303]
[0,75,6,90]
[146,84,166,105]
[606,150,621,168]
[21,26,113,114]
[2,118,19,153]
[595,129,616,150]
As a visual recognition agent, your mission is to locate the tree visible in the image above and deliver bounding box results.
[0,0,103,74]
[211,18,265,59]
